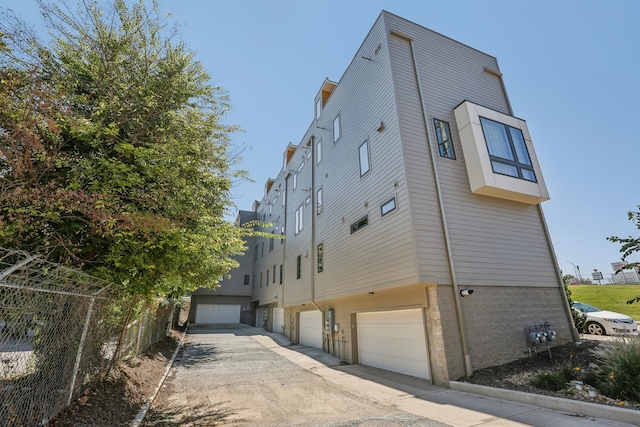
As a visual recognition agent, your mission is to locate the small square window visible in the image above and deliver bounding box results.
[381,197,396,216]
[333,114,341,142]
[434,119,455,160]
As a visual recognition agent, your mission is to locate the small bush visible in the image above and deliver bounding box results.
[532,372,567,391]
[592,337,640,403]
[559,363,581,382]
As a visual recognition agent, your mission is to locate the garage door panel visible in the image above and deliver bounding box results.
[299,311,322,348]
[196,304,241,324]
[357,309,430,380]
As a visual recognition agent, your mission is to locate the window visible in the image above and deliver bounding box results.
[350,215,369,234]
[316,139,322,164]
[260,272,263,288]
[279,264,283,284]
[295,205,304,234]
[305,196,311,205]
[254,245,258,261]
[269,203,272,215]
[316,188,323,215]
[243,275,250,286]
[269,236,274,251]
[296,255,301,279]
[266,269,269,286]
[317,243,323,273]
[381,197,396,216]
[261,242,264,257]
[293,162,304,190]
[315,98,321,120]
[434,119,455,159]
[273,265,276,283]
[282,189,286,206]
[252,275,255,289]
[333,114,341,142]
[358,139,370,176]
[480,117,536,182]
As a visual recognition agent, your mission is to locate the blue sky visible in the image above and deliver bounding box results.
[3,1,639,281]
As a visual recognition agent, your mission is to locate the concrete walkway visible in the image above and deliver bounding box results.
[247,325,638,427]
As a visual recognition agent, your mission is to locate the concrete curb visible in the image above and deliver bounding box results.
[449,381,639,426]
[131,326,188,427]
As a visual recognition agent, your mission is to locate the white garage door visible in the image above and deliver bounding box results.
[272,308,284,334]
[299,310,323,348]
[195,304,241,324]
[357,309,430,380]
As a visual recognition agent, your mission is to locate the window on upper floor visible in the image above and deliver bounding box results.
[279,264,283,284]
[434,118,455,160]
[244,275,250,285]
[254,245,258,261]
[295,205,304,234]
[316,187,323,215]
[315,97,322,120]
[316,139,322,164]
[269,203,273,215]
[269,235,274,251]
[296,255,301,279]
[260,272,263,288]
[480,117,536,182]
[266,269,269,286]
[272,265,276,284]
[317,243,323,273]
[333,114,341,142]
[359,139,370,177]
[381,197,397,216]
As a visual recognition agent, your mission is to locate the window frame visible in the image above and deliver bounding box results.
[296,255,301,279]
[433,118,456,160]
[358,139,371,177]
[381,197,397,217]
[333,114,341,143]
[316,139,322,164]
[317,243,324,273]
[479,116,536,182]
[295,205,304,234]
[316,187,323,216]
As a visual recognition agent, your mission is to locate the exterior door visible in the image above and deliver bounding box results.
[272,308,285,334]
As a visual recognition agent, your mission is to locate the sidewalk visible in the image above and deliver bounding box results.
[245,325,638,427]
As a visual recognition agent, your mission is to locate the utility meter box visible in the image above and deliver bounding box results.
[326,309,335,333]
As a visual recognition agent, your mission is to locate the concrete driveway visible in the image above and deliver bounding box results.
[142,325,637,427]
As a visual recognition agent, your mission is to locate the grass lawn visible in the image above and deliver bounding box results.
[569,285,640,320]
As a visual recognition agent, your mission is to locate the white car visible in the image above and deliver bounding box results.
[572,301,638,336]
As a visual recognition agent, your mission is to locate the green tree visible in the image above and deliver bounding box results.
[0,0,256,298]
[563,275,586,332]
[608,205,640,304]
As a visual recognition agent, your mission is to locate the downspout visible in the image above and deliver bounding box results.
[408,39,473,377]
[494,69,580,343]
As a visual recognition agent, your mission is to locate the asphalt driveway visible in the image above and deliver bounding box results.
[142,325,444,426]
[141,325,637,427]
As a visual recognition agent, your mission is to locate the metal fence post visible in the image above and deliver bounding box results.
[67,296,96,406]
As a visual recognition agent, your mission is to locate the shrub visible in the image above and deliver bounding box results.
[532,372,567,391]
[592,337,640,403]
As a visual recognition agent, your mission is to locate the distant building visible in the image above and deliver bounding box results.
[190,11,575,386]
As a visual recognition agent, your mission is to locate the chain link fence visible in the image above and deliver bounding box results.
[0,247,172,426]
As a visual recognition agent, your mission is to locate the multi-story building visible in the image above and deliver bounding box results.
[190,11,577,386]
